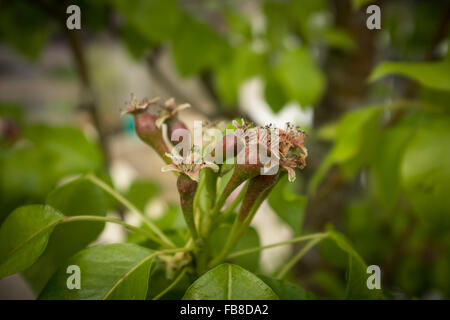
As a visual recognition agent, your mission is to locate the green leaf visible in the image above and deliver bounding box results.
[39,243,154,300]
[0,1,51,59]
[23,178,107,293]
[264,76,289,113]
[147,261,192,300]
[351,0,374,10]
[318,28,357,52]
[172,14,227,76]
[401,118,450,233]
[274,47,325,107]
[0,205,64,279]
[309,106,382,192]
[258,274,314,300]
[214,46,263,106]
[120,22,154,59]
[126,179,161,212]
[370,126,414,211]
[183,264,278,300]
[268,176,306,235]
[210,225,260,272]
[324,229,384,299]
[369,60,450,92]
[0,125,103,223]
[113,0,181,42]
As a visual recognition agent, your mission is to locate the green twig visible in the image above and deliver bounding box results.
[63,215,164,244]
[221,181,249,220]
[85,174,175,248]
[152,267,188,300]
[275,237,325,279]
[227,233,328,259]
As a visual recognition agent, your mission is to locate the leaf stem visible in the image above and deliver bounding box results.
[221,181,248,220]
[62,215,164,245]
[275,237,325,279]
[227,233,328,259]
[152,267,188,300]
[85,174,175,248]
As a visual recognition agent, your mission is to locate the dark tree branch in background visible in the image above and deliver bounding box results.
[64,29,110,167]
[145,48,214,119]
[34,0,110,168]
[145,47,248,121]
[403,2,450,98]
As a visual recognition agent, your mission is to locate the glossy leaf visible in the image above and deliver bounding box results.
[147,261,192,300]
[0,205,64,279]
[39,243,154,300]
[23,178,107,293]
[183,264,279,300]
[258,274,314,300]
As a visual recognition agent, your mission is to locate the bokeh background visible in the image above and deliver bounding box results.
[0,0,449,299]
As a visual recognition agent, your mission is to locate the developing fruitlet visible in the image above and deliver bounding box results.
[168,118,189,148]
[123,97,171,163]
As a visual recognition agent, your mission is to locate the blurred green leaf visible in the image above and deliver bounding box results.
[370,126,414,211]
[401,118,450,232]
[274,47,325,107]
[325,229,385,299]
[0,0,52,59]
[120,23,154,59]
[309,106,382,192]
[113,0,181,42]
[0,205,64,279]
[268,175,306,235]
[172,14,227,76]
[370,61,450,92]
[214,46,263,106]
[126,179,161,212]
[318,28,357,52]
[0,125,103,223]
[39,243,154,299]
[183,264,278,300]
[264,76,289,113]
[352,0,374,10]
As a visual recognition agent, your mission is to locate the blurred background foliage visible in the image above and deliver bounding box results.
[0,0,449,299]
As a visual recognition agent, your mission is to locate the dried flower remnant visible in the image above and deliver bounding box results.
[161,148,219,182]
[122,95,171,163]
[155,98,191,129]
[278,123,307,182]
